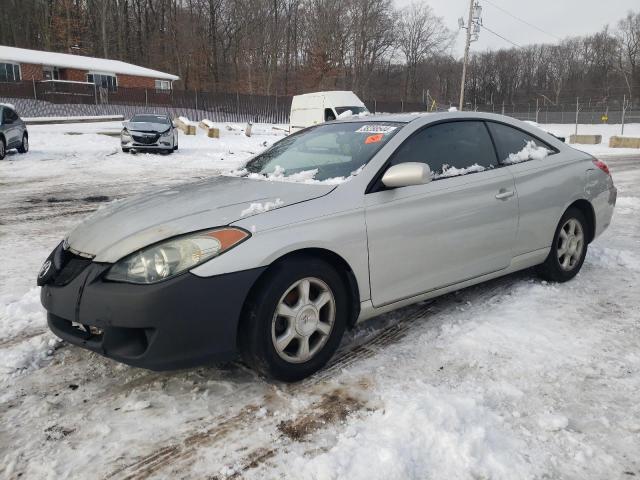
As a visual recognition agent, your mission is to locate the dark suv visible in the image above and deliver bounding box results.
[0,104,28,160]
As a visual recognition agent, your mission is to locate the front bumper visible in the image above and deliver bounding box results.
[122,142,173,151]
[40,244,265,370]
[121,136,173,150]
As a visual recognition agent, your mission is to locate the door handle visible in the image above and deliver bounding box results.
[495,190,515,200]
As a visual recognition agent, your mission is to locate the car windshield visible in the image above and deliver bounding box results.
[243,121,401,183]
[335,106,369,116]
[130,115,170,124]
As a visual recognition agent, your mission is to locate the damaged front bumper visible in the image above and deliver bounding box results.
[39,242,264,370]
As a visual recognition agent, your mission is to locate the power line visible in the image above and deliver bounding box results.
[480,23,522,49]
[482,0,562,41]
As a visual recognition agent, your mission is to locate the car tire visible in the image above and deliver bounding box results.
[536,207,588,282]
[173,140,178,151]
[122,147,130,153]
[17,134,28,154]
[0,138,5,160]
[239,256,348,382]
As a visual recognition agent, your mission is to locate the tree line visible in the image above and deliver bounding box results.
[0,0,638,107]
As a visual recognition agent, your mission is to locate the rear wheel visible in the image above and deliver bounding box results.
[239,257,347,382]
[536,208,588,282]
[17,134,28,153]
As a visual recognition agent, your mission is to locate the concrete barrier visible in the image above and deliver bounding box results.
[608,136,640,148]
[199,119,220,138]
[569,134,601,145]
[176,116,196,135]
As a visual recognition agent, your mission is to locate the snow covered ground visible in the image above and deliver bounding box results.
[542,122,640,157]
[0,121,639,479]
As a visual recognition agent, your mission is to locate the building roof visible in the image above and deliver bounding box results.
[0,45,179,81]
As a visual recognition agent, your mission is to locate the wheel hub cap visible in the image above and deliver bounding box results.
[296,306,319,336]
[271,277,336,364]
[557,218,584,271]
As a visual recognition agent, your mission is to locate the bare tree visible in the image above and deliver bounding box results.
[397,2,451,100]
[616,11,640,101]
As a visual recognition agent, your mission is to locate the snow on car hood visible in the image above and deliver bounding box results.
[65,175,335,263]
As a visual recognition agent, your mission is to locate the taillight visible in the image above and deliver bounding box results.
[592,159,610,176]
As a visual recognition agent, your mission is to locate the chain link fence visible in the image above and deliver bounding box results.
[1,80,638,126]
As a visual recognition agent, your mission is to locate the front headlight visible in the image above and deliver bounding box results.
[160,128,172,137]
[121,129,132,140]
[104,228,249,284]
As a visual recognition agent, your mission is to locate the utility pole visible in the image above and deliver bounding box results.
[458,0,482,111]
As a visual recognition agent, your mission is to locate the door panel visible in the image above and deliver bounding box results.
[365,168,518,307]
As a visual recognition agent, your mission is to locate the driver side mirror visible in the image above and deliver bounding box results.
[382,162,433,188]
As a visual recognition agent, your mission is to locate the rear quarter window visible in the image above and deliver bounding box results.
[487,122,556,165]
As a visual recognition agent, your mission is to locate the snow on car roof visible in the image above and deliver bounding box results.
[0,46,179,81]
[334,112,429,124]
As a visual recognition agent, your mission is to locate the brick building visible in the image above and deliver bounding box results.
[0,45,179,91]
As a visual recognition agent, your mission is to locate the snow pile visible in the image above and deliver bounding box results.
[240,198,284,217]
[0,288,43,341]
[435,163,485,179]
[293,385,530,480]
[503,141,550,164]
[0,335,60,377]
[201,119,216,128]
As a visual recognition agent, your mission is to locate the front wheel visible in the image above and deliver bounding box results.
[536,207,588,282]
[239,257,347,382]
[17,134,28,153]
[0,138,5,160]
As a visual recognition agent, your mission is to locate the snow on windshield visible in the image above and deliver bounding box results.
[503,140,550,164]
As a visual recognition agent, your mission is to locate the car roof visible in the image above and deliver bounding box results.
[331,110,567,150]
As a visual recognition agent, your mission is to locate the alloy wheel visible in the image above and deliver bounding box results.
[271,277,336,364]
[557,218,584,271]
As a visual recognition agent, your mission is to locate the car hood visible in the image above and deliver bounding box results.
[124,121,169,132]
[66,176,335,263]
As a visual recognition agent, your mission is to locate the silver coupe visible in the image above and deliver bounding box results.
[39,112,616,381]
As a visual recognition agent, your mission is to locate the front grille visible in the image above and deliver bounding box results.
[132,134,159,145]
[53,254,92,286]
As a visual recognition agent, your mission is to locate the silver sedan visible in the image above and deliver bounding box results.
[38,112,616,381]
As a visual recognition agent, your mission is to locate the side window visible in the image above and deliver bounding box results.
[6,109,18,122]
[391,121,498,179]
[487,122,554,165]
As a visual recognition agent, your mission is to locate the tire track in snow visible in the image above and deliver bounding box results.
[106,303,434,479]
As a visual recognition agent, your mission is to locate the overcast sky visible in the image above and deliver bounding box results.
[399,0,638,56]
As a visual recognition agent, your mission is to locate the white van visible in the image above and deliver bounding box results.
[289,91,369,132]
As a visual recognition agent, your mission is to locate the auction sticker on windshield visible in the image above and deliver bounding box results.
[365,134,384,144]
[355,125,398,134]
